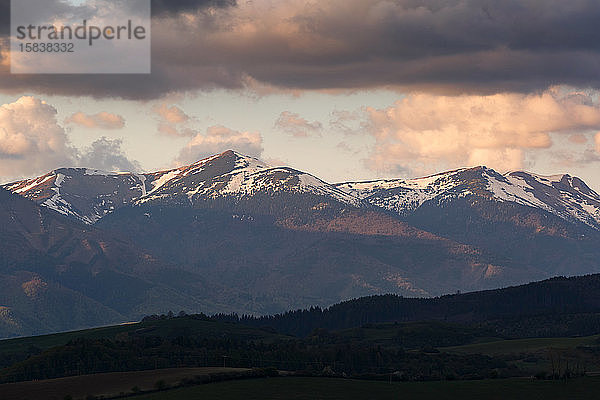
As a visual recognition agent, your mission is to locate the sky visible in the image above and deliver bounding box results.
[1,0,600,190]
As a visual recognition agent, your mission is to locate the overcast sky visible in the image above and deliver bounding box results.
[1,0,600,190]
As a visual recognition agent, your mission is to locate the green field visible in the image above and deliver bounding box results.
[135,376,600,400]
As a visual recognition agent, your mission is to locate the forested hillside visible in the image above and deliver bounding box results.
[217,274,600,336]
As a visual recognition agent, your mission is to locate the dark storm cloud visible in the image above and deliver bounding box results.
[0,0,235,30]
[2,0,600,99]
[152,0,236,17]
[0,0,77,36]
[0,0,9,37]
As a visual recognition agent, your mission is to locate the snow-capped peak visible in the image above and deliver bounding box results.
[138,151,359,206]
[4,156,599,230]
[2,151,360,223]
[336,166,600,230]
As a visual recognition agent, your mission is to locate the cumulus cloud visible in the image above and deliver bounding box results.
[0,96,75,180]
[77,137,140,172]
[65,111,125,130]
[365,89,600,175]
[274,111,322,137]
[0,97,140,181]
[3,0,600,98]
[176,125,263,164]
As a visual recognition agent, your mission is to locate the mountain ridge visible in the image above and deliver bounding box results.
[3,151,360,225]
[4,152,599,232]
[336,165,600,231]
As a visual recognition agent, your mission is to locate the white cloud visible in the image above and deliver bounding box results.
[365,89,600,175]
[274,111,322,137]
[65,111,125,130]
[0,96,75,180]
[176,125,263,164]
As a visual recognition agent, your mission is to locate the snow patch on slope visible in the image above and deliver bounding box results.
[298,173,361,205]
[485,171,551,210]
[339,167,600,230]
[148,170,181,195]
[526,173,564,186]
[13,175,53,194]
[338,168,476,214]
[42,173,75,218]
[135,174,147,197]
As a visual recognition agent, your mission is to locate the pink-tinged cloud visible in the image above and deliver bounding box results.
[153,104,190,124]
[569,133,588,144]
[365,89,600,175]
[595,132,600,153]
[66,111,125,130]
[176,125,263,164]
[274,111,322,137]
[153,103,195,137]
[0,97,139,181]
[0,96,74,180]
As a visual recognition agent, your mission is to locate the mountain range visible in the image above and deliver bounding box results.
[1,150,599,338]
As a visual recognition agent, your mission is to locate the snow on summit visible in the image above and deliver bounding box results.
[2,151,359,223]
[3,152,600,230]
[336,166,600,230]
